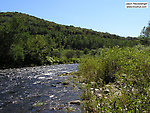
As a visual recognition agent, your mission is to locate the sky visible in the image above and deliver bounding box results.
[0,0,150,37]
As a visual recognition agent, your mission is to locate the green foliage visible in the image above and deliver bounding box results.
[24,35,50,65]
[78,56,100,83]
[139,22,150,45]
[10,44,24,62]
[64,50,76,59]
[77,45,150,112]
[51,49,61,58]
[0,12,144,68]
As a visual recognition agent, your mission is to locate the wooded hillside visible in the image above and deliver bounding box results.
[0,12,141,68]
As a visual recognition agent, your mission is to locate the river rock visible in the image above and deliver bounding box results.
[62,81,69,85]
[56,81,62,84]
[103,89,110,94]
[51,84,56,87]
[69,100,81,105]
[97,93,102,98]
[90,82,96,86]
[122,74,127,77]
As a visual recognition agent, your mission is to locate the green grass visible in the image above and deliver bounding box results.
[76,45,150,112]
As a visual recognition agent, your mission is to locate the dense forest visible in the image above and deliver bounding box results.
[0,12,149,68]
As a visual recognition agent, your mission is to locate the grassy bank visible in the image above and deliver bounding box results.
[75,45,150,112]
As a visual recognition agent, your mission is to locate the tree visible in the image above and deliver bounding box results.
[10,43,24,63]
[139,22,150,45]
[140,22,150,38]
[24,35,50,65]
[0,16,24,66]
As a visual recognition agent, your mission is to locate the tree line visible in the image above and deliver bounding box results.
[0,12,149,68]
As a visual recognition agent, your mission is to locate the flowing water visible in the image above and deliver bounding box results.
[0,64,81,113]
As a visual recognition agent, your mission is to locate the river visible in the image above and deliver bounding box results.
[0,64,81,113]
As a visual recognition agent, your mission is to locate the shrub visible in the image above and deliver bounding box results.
[77,45,150,112]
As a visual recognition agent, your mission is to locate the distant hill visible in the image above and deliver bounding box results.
[0,12,140,68]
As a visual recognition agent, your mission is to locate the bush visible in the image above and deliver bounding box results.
[77,45,150,112]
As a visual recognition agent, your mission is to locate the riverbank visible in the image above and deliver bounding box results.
[76,45,150,112]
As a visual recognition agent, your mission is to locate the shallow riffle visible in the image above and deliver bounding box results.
[0,64,81,113]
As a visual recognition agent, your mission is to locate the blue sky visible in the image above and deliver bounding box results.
[0,0,150,37]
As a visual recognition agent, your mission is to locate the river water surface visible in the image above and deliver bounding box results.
[0,64,81,113]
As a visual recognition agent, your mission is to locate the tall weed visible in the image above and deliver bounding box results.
[77,45,150,112]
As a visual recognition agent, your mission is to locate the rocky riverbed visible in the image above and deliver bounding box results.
[0,64,81,113]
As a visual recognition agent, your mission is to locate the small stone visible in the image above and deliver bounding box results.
[97,93,102,98]
[99,88,102,91]
[90,82,96,85]
[38,77,45,79]
[66,107,75,112]
[91,91,94,94]
[51,107,56,111]
[104,96,108,99]
[95,88,99,92]
[115,81,121,85]
[47,77,53,80]
[122,74,127,77]
[65,72,70,75]
[49,95,54,98]
[62,81,69,85]
[105,84,111,87]
[69,100,81,105]
[90,88,94,90]
[33,102,44,107]
[56,81,62,84]
[82,83,87,87]
[104,89,109,94]
[51,84,56,87]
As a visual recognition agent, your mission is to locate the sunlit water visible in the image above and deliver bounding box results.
[0,64,81,113]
